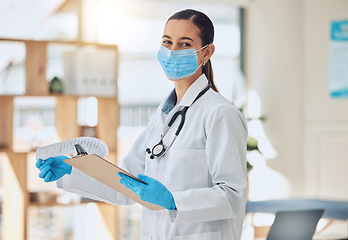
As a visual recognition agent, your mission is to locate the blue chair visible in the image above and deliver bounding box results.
[267,209,324,240]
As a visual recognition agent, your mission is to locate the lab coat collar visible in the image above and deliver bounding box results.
[177,74,209,107]
[153,74,209,132]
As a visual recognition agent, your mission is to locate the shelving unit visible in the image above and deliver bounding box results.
[0,38,119,240]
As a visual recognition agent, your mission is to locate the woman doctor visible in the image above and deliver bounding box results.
[36,9,248,240]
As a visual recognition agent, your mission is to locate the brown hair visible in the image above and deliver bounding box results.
[168,9,218,92]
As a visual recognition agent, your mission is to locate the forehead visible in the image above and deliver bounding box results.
[163,19,201,40]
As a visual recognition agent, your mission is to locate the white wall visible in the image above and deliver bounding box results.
[246,0,304,197]
[303,0,348,200]
[246,0,348,199]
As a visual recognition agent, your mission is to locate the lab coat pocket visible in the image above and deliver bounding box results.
[174,231,222,240]
[167,149,208,191]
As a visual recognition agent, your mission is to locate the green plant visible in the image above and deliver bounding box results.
[246,135,259,174]
[238,108,265,174]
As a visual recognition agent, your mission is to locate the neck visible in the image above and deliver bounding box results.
[174,74,201,105]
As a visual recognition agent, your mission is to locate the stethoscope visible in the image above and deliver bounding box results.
[146,83,211,159]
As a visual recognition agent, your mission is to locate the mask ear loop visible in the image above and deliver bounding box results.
[195,44,209,53]
[196,44,210,68]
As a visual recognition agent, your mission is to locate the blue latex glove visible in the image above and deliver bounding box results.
[35,155,72,182]
[118,173,176,210]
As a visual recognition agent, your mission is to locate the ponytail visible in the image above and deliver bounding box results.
[203,59,218,92]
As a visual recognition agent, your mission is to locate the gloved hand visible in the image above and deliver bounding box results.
[35,155,72,182]
[118,173,176,210]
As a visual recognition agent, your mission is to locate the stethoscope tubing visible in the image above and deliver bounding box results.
[168,106,189,136]
[147,83,211,159]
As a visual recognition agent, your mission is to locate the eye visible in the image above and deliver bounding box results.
[162,40,172,45]
[181,42,191,47]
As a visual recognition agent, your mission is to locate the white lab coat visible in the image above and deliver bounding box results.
[57,74,248,240]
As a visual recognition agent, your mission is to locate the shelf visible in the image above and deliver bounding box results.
[29,199,99,208]
[0,38,119,240]
[0,37,118,49]
[0,147,10,152]
[0,147,39,154]
[0,94,117,99]
[0,38,118,97]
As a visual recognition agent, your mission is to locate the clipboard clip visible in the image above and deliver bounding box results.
[75,144,88,156]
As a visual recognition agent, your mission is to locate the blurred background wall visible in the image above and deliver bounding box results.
[246,0,348,200]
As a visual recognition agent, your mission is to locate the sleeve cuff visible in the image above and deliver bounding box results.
[169,191,184,222]
[57,167,74,189]
[169,209,178,222]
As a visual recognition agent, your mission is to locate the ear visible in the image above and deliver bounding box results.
[203,44,215,64]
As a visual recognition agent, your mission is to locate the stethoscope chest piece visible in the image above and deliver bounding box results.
[153,142,165,155]
[146,140,167,159]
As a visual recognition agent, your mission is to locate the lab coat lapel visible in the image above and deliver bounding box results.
[177,74,209,107]
[160,74,209,134]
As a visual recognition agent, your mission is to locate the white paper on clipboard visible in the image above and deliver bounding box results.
[64,154,164,211]
[36,137,109,160]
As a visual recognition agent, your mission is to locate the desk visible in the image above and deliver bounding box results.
[246,199,348,220]
[246,199,348,239]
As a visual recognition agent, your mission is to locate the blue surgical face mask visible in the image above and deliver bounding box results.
[157,45,208,80]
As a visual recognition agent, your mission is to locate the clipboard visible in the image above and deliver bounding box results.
[64,154,164,210]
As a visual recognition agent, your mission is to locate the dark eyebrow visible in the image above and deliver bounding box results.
[180,37,194,41]
[162,35,171,39]
[162,35,194,41]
